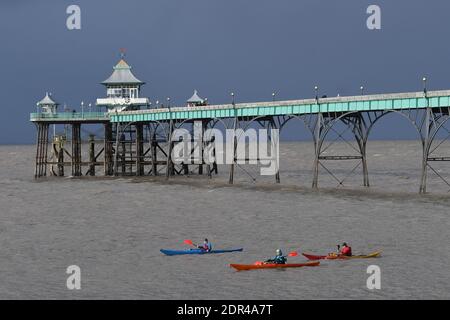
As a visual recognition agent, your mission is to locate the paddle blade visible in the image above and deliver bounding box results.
[288,251,298,257]
[183,239,194,246]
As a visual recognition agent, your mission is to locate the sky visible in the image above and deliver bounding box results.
[1,0,450,144]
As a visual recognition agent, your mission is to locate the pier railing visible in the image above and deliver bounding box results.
[30,112,109,122]
[109,90,450,123]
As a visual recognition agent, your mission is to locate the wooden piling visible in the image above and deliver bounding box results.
[135,124,144,176]
[103,123,113,176]
[71,123,82,176]
[89,134,95,176]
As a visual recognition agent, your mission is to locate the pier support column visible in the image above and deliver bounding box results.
[71,123,82,177]
[228,114,238,184]
[197,121,205,175]
[113,122,120,176]
[34,123,42,178]
[151,133,158,176]
[312,113,323,189]
[88,134,95,176]
[51,135,65,177]
[58,142,65,177]
[104,123,113,176]
[35,123,49,178]
[135,124,144,176]
[361,143,369,187]
[166,120,174,179]
[354,115,370,187]
[419,108,431,194]
[269,118,280,183]
[205,137,211,179]
[203,125,218,178]
[121,134,126,175]
[212,136,218,175]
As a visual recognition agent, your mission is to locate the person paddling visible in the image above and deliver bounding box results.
[197,238,212,252]
[338,242,352,257]
[265,249,287,264]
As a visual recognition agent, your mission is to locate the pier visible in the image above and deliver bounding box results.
[30,58,450,193]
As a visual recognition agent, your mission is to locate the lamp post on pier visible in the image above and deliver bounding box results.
[423,77,428,96]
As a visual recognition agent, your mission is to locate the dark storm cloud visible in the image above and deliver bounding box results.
[1,0,449,143]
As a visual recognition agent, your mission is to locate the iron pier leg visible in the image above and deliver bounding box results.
[420,108,431,194]
[34,123,42,178]
[312,113,323,188]
[121,138,126,175]
[104,123,113,176]
[151,133,158,176]
[58,141,64,177]
[355,115,370,187]
[42,124,49,177]
[71,123,82,177]
[166,120,174,179]
[269,118,280,183]
[229,116,238,184]
[136,124,144,176]
[113,122,121,176]
[88,134,95,176]
[212,137,218,175]
[36,123,49,178]
[361,142,369,187]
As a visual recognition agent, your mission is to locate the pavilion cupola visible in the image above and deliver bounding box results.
[187,90,206,107]
[37,92,58,113]
[96,55,149,112]
[102,58,144,99]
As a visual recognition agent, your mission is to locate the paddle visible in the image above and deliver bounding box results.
[184,239,198,248]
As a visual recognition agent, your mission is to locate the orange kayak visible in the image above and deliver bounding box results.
[230,261,320,271]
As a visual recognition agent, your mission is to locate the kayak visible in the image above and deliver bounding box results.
[230,261,320,271]
[160,248,243,256]
[302,250,382,261]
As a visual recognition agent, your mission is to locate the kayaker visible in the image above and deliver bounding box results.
[198,238,212,252]
[339,242,352,256]
[265,249,287,264]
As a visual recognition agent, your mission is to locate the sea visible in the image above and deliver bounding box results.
[0,141,449,299]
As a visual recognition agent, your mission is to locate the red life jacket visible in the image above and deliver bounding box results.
[341,246,352,256]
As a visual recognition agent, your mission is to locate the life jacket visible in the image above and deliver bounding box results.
[341,246,352,256]
[274,255,287,264]
[203,243,211,251]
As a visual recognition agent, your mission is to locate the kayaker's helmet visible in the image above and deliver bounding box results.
[276,249,282,255]
[204,238,208,242]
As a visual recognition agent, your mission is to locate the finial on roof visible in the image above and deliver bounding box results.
[187,89,204,104]
[38,92,58,106]
[120,48,126,59]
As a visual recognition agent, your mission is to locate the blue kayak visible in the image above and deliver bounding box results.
[160,248,243,256]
